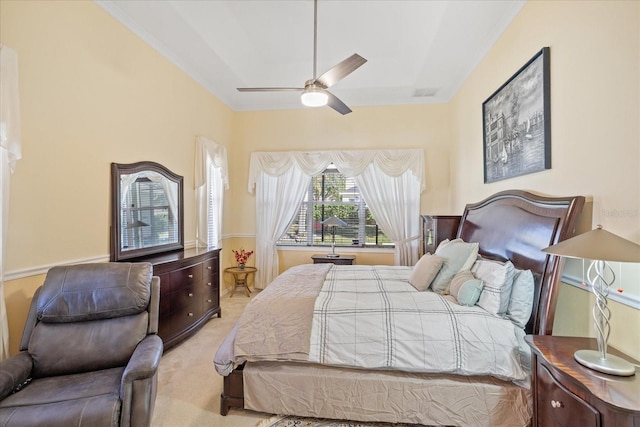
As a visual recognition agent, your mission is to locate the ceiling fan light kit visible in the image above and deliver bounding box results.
[301,81,328,107]
[237,0,366,114]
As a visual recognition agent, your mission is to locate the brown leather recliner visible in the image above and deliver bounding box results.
[0,262,163,427]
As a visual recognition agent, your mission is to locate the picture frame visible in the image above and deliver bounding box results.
[483,47,550,183]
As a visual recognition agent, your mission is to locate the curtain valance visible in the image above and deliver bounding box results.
[248,149,425,193]
[195,136,229,190]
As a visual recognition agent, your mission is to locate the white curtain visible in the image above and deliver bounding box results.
[248,149,424,286]
[253,157,311,288]
[0,45,22,360]
[195,136,229,248]
[356,165,422,265]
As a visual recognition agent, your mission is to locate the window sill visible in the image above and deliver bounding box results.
[276,245,395,254]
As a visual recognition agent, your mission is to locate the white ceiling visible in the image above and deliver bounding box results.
[95,0,525,113]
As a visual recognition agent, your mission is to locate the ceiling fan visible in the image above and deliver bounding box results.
[237,0,367,115]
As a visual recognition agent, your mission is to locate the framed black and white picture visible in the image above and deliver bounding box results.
[483,47,550,183]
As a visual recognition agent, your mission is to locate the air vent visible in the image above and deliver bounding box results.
[412,88,438,97]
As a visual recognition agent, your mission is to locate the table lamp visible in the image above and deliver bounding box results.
[542,225,640,376]
[322,216,347,258]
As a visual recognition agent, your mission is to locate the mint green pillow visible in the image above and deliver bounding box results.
[430,239,479,294]
[449,270,483,306]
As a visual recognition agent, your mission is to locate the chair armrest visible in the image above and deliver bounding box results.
[0,352,33,400]
[120,335,163,394]
[119,335,163,427]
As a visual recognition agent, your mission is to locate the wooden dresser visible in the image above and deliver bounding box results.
[526,335,640,427]
[135,247,221,349]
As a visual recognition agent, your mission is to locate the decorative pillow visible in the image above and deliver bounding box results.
[408,254,445,291]
[430,239,479,294]
[472,258,515,316]
[507,268,535,328]
[449,270,483,306]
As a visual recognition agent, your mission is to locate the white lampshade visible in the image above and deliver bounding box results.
[301,87,328,107]
[542,225,640,262]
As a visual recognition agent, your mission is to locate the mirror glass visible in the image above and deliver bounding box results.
[111,161,184,261]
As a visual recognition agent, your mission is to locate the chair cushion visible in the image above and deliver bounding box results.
[37,263,152,323]
[0,367,123,427]
[29,313,148,377]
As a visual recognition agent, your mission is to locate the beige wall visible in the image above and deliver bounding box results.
[449,1,640,358]
[1,0,234,354]
[2,0,639,359]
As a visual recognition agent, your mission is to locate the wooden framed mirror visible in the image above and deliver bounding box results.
[110,161,184,261]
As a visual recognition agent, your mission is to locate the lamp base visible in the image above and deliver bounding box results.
[325,253,340,258]
[574,349,636,376]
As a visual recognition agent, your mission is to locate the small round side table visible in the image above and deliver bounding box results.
[224,266,257,297]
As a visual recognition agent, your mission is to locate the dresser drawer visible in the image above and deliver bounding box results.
[537,364,600,427]
[170,264,203,292]
[202,293,219,313]
[158,305,197,338]
[202,283,220,312]
[172,284,202,314]
[203,257,219,276]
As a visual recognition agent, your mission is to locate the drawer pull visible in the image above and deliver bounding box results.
[207,299,212,303]
[188,312,194,317]
[551,400,563,408]
[207,282,212,287]
[188,274,193,279]
[207,266,212,270]
[188,293,193,297]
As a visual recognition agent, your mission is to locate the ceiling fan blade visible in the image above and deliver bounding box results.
[237,87,303,92]
[315,54,367,89]
[326,91,352,115]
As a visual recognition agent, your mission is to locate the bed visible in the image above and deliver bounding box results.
[215,190,585,426]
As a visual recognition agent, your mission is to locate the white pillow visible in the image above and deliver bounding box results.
[507,269,535,328]
[430,239,479,294]
[408,254,445,291]
[472,258,515,316]
[449,270,483,306]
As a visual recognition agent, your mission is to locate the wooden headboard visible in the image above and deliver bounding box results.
[453,190,584,335]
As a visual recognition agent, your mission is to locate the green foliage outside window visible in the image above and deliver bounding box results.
[278,167,392,247]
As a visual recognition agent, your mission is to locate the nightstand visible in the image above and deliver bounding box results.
[525,335,640,427]
[311,254,355,265]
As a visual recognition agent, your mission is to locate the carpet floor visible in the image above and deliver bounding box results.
[151,291,269,427]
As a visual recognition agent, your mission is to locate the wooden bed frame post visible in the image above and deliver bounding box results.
[220,363,244,416]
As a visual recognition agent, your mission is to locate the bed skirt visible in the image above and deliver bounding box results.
[244,361,532,427]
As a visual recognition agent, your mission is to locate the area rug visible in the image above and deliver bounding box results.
[256,415,429,427]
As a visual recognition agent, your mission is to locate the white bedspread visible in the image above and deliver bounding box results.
[309,265,530,383]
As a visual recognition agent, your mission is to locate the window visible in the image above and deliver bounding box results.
[277,166,392,248]
[195,136,227,249]
[205,163,224,246]
[120,177,177,250]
